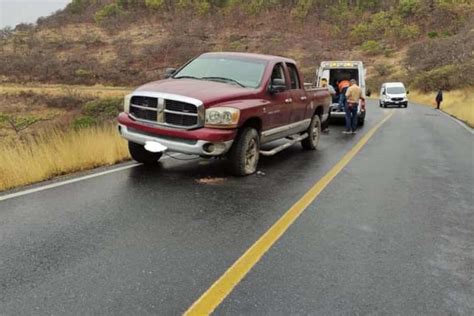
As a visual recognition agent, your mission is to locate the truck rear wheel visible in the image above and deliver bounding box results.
[301,114,321,150]
[228,127,260,176]
[128,141,162,164]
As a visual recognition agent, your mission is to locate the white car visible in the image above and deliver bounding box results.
[379,82,408,108]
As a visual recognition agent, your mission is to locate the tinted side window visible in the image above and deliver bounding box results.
[271,63,287,89]
[287,63,300,90]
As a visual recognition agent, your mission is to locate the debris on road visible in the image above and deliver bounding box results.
[195,177,226,185]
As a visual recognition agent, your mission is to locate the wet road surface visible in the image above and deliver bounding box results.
[1,101,473,315]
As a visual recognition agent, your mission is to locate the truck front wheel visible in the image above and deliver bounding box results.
[301,114,321,150]
[228,127,260,176]
[128,141,162,164]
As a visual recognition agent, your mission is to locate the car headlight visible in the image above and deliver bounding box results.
[205,107,240,128]
[124,94,132,113]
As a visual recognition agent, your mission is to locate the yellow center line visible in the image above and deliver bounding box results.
[184,112,395,316]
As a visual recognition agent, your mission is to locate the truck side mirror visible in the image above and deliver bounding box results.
[269,78,287,94]
[406,90,410,95]
[164,68,177,79]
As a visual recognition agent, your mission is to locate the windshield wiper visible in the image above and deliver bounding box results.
[202,76,245,88]
[173,75,202,80]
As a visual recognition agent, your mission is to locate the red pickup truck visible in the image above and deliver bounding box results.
[118,52,331,175]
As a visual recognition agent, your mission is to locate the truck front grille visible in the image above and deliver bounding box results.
[130,96,158,122]
[392,97,403,101]
[129,95,201,129]
[164,100,198,127]
[165,100,197,113]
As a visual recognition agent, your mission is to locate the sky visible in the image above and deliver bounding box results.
[0,0,70,28]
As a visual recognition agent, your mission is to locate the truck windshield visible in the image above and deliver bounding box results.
[173,56,266,89]
[387,87,405,94]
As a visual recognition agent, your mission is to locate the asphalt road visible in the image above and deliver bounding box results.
[1,101,473,315]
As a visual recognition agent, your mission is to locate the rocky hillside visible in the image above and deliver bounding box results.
[0,0,473,91]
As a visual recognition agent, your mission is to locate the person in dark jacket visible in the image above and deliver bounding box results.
[436,90,443,109]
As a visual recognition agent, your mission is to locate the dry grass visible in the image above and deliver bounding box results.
[0,124,130,192]
[409,88,474,127]
[0,84,131,98]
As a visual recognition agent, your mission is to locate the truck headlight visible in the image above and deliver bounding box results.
[124,94,132,113]
[205,107,240,128]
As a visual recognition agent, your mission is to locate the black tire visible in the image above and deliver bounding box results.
[228,127,260,176]
[404,103,408,108]
[301,114,321,150]
[379,101,382,107]
[128,141,162,164]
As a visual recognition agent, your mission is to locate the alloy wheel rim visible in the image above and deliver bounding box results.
[245,138,258,172]
[313,120,320,143]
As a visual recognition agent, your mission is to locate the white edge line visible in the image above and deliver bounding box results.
[0,163,141,202]
[0,153,193,202]
[437,109,474,134]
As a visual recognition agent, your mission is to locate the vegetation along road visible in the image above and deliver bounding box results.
[1,101,472,315]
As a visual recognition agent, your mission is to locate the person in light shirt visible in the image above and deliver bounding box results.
[343,79,365,134]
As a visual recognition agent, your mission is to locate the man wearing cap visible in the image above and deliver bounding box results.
[343,79,365,134]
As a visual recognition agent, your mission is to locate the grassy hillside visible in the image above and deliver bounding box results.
[0,0,472,89]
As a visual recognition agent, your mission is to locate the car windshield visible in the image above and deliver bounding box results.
[173,56,266,89]
[387,86,405,94]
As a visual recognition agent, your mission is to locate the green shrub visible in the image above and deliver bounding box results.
[82,98,122,119]
[68,0,86,14]
[145,0,165,10]
[427,31,439,38]
[412,62,474,92]
[361,40,383,55]
[398,0,421,18]
[94,4,123,24]
[400,24,420,40]
[196,0,211,15]
[72,116,97,129]
[349,23,371,44]
[75,68,93,78]
[374,63,393,76]
[292,0,314,19]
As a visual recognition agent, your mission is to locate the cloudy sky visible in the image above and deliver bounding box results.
[0,0,70,28]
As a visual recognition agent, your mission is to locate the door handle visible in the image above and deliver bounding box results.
[300,96,307,101]
[285,98,293,104]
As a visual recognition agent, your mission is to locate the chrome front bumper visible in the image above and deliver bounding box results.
[118,124,234,156]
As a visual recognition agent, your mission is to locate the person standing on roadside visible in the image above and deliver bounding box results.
[320,78,335,133]
[321,78,336,97]
[338,79,350,111]
[436,89,443,109]
[343,79,365,134]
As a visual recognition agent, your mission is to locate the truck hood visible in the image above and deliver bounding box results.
[134,79,259,107]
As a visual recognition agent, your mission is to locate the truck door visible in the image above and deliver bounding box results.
[265,63,292,130]
[286,63,308,124]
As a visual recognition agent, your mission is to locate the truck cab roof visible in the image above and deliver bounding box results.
[200,52,296,64]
